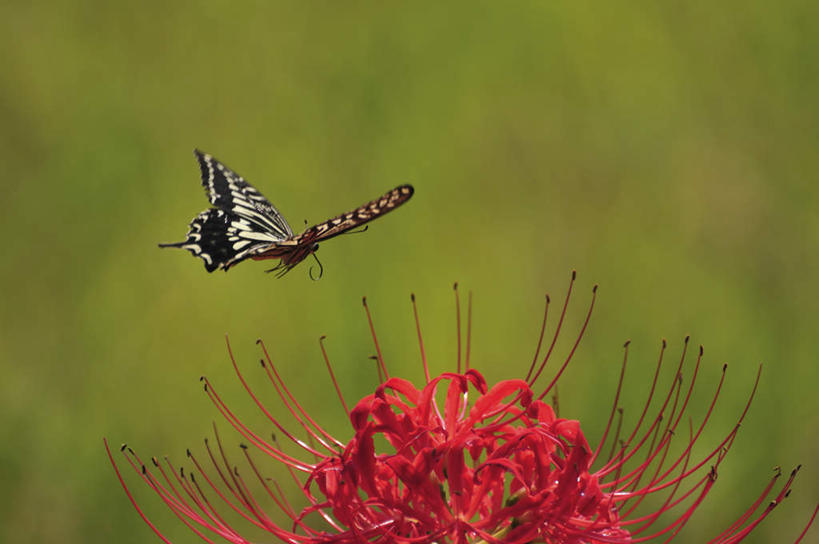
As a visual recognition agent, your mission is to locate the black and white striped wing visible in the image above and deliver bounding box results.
[195,150,293,238]
[162,208,288,272]
[159,151,293,272]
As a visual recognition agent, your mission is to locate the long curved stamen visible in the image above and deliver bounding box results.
[411,293,432,383]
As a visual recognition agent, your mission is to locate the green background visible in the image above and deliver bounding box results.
[2,2,816,543]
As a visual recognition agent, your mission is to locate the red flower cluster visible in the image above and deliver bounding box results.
[107,277,817,543]
[312,371,631,543]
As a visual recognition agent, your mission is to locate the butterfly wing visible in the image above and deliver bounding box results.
[159,150,294,272]
[195,149,294,238]
[298,184,414,244]
[160,208,288,272]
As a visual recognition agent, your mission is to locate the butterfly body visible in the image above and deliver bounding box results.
[160,150,413,275]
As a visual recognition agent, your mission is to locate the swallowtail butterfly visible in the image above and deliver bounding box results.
[159,150,414,276]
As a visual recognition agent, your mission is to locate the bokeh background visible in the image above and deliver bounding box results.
[2,2,817,543]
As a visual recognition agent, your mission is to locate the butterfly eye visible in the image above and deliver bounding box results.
[312,243,320,252]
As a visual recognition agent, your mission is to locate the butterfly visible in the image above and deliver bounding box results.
[159,150,414,276]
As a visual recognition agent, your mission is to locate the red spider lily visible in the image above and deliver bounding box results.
[106,274,817,543]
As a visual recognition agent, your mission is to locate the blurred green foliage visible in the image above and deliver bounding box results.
[1,2,816,543]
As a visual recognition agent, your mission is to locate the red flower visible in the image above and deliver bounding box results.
[107,276,817,543]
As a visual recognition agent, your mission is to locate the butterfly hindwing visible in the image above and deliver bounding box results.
[195,150,293,239]
[160,208,284,272]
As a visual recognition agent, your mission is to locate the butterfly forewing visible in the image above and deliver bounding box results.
[196,150,293,239]
[300,185,415,244]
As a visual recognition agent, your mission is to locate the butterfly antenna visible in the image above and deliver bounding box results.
[309,252,324,281]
